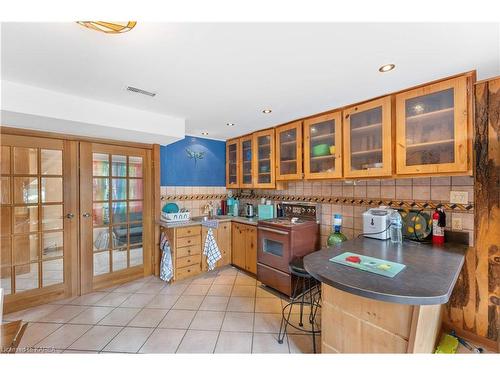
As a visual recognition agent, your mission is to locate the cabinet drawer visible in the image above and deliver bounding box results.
[177,235,201,248]
[177,255,200,269]
[177,244,201,258]
[176,263,201,280]
[176,226,201,238]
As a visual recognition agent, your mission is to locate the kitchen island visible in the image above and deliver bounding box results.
[303,238,467,353]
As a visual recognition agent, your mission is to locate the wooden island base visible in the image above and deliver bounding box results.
[321,284,443,353]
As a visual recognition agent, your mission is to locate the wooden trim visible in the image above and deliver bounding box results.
[252,128,276,188]
[395,76,470,175]
[275,121,303,181]
[0,126,153,150]
[92,265,145,291]
[343,96,392,178]
[407,304,443,353]
[239,135,254,188]
[3,284,66,314]
[63,140,80,298]
[303,111,343,180]
[152,144,161,276]
[78,142,93,295]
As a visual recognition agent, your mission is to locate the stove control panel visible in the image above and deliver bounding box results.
[281,202,318,221]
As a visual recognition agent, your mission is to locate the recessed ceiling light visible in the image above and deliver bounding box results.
[379,64,396,73]
[201,132,209,136]
[262,109,272,114]
[226,123,235,127]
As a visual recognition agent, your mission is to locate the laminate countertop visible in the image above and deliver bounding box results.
[158,215,259,229]
[303,237,467,305]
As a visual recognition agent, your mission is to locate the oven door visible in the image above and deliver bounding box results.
[257,226,291,273]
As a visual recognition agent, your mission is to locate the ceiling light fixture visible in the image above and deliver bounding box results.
[262,109,272,114]
[77,21,137,34]
[379,64,396,73]
[201,132,209,136]
[226,123,235,127]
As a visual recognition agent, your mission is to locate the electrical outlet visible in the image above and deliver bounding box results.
[450,191,469,204]
[452,217,463,231]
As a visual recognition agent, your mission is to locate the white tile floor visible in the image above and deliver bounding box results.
[3,266,321,354]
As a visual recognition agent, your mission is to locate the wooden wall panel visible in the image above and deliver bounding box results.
[444,77,499,349]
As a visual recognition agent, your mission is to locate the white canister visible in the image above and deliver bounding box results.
[266,200,272,206]
[260,198,266,204]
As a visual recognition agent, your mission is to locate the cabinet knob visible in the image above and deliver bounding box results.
[66,213,75,219]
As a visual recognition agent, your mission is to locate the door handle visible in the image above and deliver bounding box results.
[66,213,75,219]
[82,213,91,218]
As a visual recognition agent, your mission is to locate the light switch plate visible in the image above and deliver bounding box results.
[450,191,469,204]
[452,217,463,231]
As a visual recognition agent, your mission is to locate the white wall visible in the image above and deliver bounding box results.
[1,80,185,145]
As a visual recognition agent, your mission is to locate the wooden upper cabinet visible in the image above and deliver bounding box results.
[276,121,303,180]
[343,96,392,178]
[395,76,469,175]
[304,111,343,179]
[226,139,240,188]
[252,129,275,188]
[239,135,254,188]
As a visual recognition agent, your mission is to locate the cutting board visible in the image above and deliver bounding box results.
[329,252,406,278]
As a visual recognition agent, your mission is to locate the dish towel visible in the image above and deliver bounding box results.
[160,232,173,282]
[203,228,222,271]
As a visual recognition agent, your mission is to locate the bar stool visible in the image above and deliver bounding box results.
[277,257,321,353]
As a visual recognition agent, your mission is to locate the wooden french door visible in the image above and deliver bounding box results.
[0,134,78,313]
[79,142,152,293]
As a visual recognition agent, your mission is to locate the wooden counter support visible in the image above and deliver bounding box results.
[322,285,443,353]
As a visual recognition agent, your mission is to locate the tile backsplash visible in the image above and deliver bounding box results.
[233,176,474,247]
[160,186,227,217]
[160,176,474,247]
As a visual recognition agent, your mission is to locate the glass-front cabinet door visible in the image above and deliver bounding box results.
[276,121,303,180]
[252,129,275,188]
[239,135,254,188]
[226,139,239,188]
[395,76,469,174]
[303,111,343,179]
[343,96,392,178]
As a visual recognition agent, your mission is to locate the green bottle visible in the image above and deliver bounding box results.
[327,214,347,246]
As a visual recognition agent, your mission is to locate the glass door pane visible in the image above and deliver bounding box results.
[350,106,383,171]
[226,142,238,186]
[404,88,454,166]
[304,112,341,179]
[256,134,272,184]
[1,144,66,297]
[279,128,297,175]
[240,138,253,186]
[91,152,144,277]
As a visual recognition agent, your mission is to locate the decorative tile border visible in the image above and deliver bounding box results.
[161,194,228,201]
[236,192,474,212]
[160,193,473,212]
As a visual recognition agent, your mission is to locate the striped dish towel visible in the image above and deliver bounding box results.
[160,232,173,282]
[203,228,222,271]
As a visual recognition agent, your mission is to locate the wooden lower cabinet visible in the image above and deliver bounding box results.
[161,226,202,281]
[201,221,232,271]
[231,222,257,274]
[321,284,442,353]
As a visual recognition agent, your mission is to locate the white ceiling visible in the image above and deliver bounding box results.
[2,22,499,140]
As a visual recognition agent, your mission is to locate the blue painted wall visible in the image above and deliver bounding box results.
[160,136,226,186]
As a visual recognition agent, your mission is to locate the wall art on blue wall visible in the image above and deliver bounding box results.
[161,136,226,186]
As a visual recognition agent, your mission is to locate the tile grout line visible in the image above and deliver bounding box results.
[212,269,237,353]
